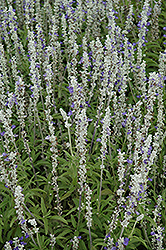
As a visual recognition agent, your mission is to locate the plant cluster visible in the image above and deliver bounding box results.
[0,0,166,249]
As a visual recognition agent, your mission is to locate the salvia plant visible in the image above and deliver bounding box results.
[0,0,165,249]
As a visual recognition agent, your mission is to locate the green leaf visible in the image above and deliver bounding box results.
[0,218,3,227]
[146,52,159,60]
[130,236,148,248]
[23,175,36,190]
[50,215,68,225]
[31,213,43,220]
[41,197,47,216]
[134,228,143,237]
[60,187,76,201]
[56,229,73,238]
[52,114,63,119]
[37,234,46,249]
[43,218,48,235]
[71,214,76,228]
[58,176,71,185]
[32,151,41,162]
[92,247,97,250]
[93,238,107,247]
[79,240,87,250]
[31,188,47,194]
[0,225,3,243]
[0,199,9,209]
[36,160,51,167]
[101,188,113,196]
[144,215,157,228]
[145,42,161,50]
[64,207,78,217]
[79,228,98,238]
[63,150,74,160]
[10,216,17,227]
[93,215,103,231]
[43,210,51,218]
[145,58,159,67]
[94,242,106,247]
[7,208,15,219]
[56,238,65,248]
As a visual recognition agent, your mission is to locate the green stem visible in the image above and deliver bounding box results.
[141,222,153,249]
[89,226,92,250]
[109,137,116,184]
[98,168,103,212]
[68,126,73,157]
[37,232,42,250]
[129,220,137,238]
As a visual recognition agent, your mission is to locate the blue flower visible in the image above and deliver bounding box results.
[68,110,72,116]
[20,241,27,245]
[11,125,16,129]
[127,159,133,164]
[123,238,129,246]
[71,102,74,108]
[0,131,5,136]
[67,86,73,94]
[25,233,29,238]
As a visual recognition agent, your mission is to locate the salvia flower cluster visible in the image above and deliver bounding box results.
[0,0,165,249]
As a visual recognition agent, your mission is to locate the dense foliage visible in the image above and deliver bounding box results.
[0,0,165,249]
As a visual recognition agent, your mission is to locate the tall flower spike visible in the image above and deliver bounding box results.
[44,49,62,214]
[75,108,92,246]
[99,106,111,208]
[137,0,150,65]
